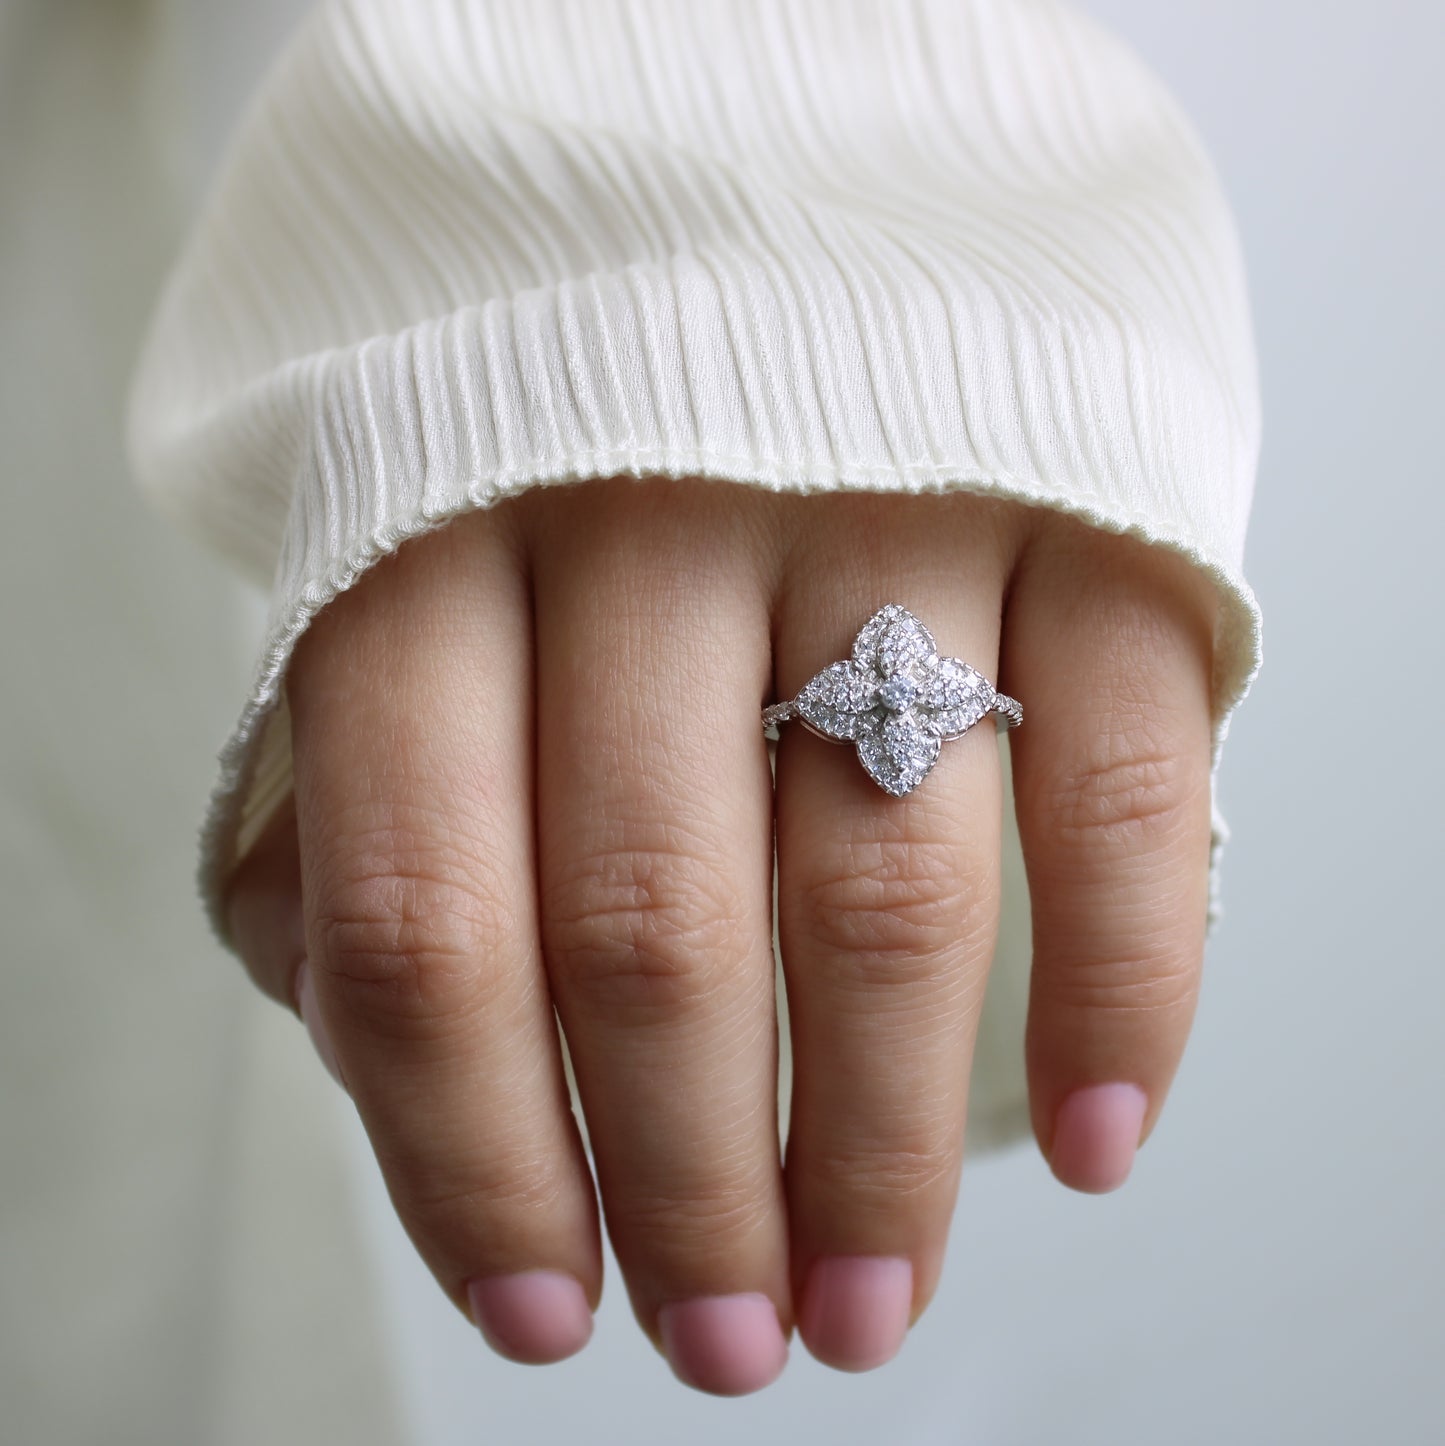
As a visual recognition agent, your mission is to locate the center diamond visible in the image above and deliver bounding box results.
[877,676,918,712]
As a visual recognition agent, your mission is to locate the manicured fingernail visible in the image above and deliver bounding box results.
[656,1293,789,1395]
[1049,1082,1149,1193]
[293,960,345,1091]
[799,1255,913,1371]
[467,1270,594,1364]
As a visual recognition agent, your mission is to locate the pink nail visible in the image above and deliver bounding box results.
[467,1270,594,1364]
[799,1256,913,1371]
[656,1293,789,1395]
[1049,1082,1149,1193]
[293,960,346,1091]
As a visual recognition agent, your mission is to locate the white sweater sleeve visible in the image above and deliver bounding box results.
[126,0,1262,1144]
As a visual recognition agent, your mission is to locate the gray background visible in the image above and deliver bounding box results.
[3,1,1439,1442]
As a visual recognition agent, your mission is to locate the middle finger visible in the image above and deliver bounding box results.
[526,478,791,1397]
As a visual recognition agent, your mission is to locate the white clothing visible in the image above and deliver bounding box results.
[125,0,1262,1154]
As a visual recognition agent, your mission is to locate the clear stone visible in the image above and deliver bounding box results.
[878,613,937,680]
[796,661,878,740]
[856,710,941,795]
[807,607,1002,790]
[919,658,990,738]
[877,676,918,712]
[921,657,973,708]
[852,604,937,676]
[852,605,907,671]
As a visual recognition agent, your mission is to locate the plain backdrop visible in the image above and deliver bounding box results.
[3,2,1440,1443]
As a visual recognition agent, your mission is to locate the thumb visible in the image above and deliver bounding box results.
[224,788,345,1089]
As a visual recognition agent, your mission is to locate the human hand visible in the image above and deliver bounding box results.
[225,477,1216,1396]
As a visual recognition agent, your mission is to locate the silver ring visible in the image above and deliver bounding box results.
[762,604,1021,796]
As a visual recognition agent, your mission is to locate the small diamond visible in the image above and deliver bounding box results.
[878,614,937,679]
[796,661,877,740]
[858,712,941,794]
[877,676,918,712]
[919,658,988,738]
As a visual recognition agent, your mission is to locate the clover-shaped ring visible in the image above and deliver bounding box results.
[762,604,1022,796]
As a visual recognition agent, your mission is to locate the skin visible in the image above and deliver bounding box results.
[225,476,1218,1387]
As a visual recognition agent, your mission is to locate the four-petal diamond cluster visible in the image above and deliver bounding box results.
[794,604,996,795]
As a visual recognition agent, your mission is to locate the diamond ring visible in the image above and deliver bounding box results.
[762,604,1022,796]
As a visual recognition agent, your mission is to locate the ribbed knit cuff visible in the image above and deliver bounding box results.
[191,270,1262,952]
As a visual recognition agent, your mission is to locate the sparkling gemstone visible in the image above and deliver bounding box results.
[919,658,988,738]
[796,661,877,740]
[877,676,918,712]
[782,604,1011,796]
[853,604,937,677]
[857,711,942,795]
[878,614,937,679]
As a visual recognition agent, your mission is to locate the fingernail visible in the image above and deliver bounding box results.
[293,960,346,1091]
[467,1270,594,1364]
[798,1255,913,1371]
[656,1293,789,1395]
[1049,1082,1149,1193]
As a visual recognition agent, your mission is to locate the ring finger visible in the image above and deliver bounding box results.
[773,492,1027,1372]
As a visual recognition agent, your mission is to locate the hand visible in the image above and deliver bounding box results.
[225,477,1216,1395]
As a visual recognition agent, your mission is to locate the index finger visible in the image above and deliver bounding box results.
[288,510,604,1362]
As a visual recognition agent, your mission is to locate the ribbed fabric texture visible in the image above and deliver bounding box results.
[126,0,1262,1145]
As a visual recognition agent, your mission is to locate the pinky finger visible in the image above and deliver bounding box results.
[1001,524,1218,1193]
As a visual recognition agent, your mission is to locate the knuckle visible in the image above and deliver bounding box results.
[399,1151,572,1226]
[616,1172,772,1262]
[381,1153,578,1284]
[312,841,516,1027]
[809,1137,958,1216]
[1042,948,1201,1022]
[1044,720,1202,854]
[543,835,746,1018]
[797,826,993,976]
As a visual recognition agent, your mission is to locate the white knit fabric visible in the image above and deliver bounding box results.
[126,0,1262,1149]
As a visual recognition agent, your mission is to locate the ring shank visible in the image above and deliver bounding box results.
[762,693,1022,741]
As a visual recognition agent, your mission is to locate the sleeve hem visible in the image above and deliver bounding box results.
[193,445,1262,956]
